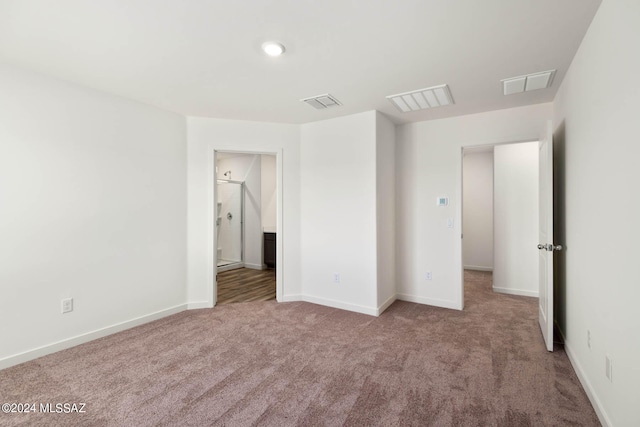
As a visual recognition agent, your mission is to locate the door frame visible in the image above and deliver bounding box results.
[458,138,539,310]
[209,148,284,306]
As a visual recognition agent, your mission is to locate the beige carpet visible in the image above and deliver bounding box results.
[0,271,599,426]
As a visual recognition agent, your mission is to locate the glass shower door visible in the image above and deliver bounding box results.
[217,181,243,268]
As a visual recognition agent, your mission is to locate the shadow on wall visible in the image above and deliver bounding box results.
[553,120,567,338]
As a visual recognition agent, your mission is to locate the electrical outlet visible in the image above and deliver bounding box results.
[333,273,340,283]
[61,298,73,314]
[447,218,454,228]
[426,271,432,280]
[587,330,591,349]
[605,355,613,382]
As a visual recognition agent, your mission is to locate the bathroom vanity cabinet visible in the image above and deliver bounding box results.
[263,232,276,269]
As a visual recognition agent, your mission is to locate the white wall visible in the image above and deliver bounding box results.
[375,112,396,311]
[462,150,494,271]
[217,154,262,269]
[493,142,539,297]
[261,155,277,231]
[300,111,378,314]
[187,117,300,305]
[552,0,640,425]
[396,103,552,310]
[0,64,187,368]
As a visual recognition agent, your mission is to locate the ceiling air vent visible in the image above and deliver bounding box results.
[387,84,454,113]
[502,70,556,95]
[301,93,342,110]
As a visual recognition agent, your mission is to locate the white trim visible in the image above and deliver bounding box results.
[563,338,613,427]
[244,263,263,270]
[280,294,302,302]
[464,265,493,272]
[492,286,538,298]
[0,304,187,370]
[208,147,216,307]
[275,149,284,302]
[280,295,395,317]
[456,147,465,310]
[300,295,378,316]
[187,301,213,309]
[376,295,397,316]
[217,262,244,273]
[396,293,462,311]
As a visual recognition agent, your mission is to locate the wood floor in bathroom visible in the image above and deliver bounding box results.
[217,268,276,304]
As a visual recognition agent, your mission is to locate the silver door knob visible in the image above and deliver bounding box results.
[537,244,547,250]
[227,212,233,220]
[548,244,563,251]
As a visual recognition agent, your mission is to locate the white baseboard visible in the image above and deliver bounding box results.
[244,263,263,270]
[300,295,378,317]
[187,301,213,309]
[376,294,397,316]
[493,286,538,298]
[563,338,612,427]
[279,294,302,302]
[0,304,187,371]
[272,294,391,317]
[463,265,493,272]
[396,293,462,310]
[217,262,244,273]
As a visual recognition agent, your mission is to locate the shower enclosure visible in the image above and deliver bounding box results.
[216,179,244,272]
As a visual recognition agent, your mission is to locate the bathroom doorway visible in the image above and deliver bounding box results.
[215,152,277,304]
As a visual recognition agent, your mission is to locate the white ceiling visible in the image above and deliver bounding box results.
[0,0,601,124]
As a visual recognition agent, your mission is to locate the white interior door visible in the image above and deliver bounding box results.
[538,120,557,352]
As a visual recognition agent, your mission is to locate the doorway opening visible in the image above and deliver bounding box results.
[461,142,539,306]
[214,152,278,304]
[460,122,555,351]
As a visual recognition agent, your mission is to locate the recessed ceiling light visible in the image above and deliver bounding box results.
[262,42,285,57]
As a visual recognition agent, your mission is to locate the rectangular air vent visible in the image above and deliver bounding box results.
[301,93,342,109]
[502,70,556,95]
[386,84,454,113]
